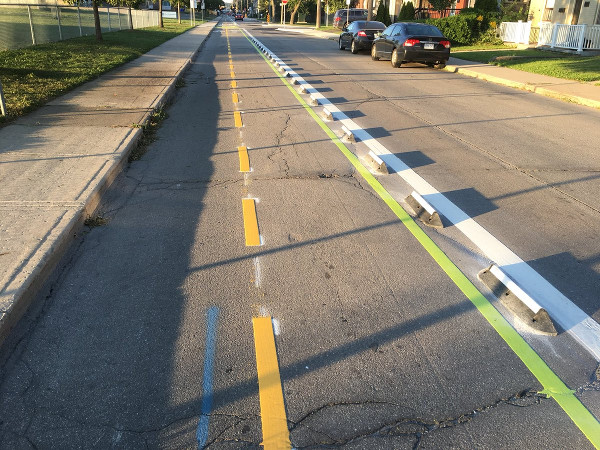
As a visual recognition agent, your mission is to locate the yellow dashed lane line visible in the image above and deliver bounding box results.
[252,317,292,450]
[242,198,260,246]
[234,111,243,128]
[238,146,250,172]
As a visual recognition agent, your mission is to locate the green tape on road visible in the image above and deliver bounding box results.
[240,31,600,448]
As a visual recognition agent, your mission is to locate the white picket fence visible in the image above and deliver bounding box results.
[537,23,600,51]
[498,21,532,45]
[500,21,600,51]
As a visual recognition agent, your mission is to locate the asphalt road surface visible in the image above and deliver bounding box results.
[1,18,600,449]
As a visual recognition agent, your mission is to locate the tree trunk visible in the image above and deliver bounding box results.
[128,6,133,30]
[290,0,301,24]
[270,0,276,20]
[178,1,181,23]
[159,0,164,27]
[93,1,102,41]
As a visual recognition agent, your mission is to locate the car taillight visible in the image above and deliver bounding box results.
[440,40,451,48]
[403,39,420,47]
[357,31,367,37]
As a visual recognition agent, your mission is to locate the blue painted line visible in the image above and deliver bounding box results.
[196,306,219,449]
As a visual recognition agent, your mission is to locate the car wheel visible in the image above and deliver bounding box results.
[426,62,435,68]
[339,38,345,51]
[351,40,359,54]
[391,48,401,68]
[371,44,379,60]
[434,62,446,69]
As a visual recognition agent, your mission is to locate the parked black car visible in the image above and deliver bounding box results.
[333,8,368,29]
[371,22,450,68]
[338,21,386,54]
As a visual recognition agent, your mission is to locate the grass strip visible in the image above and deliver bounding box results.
[451,49,600,82]
[0,19,204,123]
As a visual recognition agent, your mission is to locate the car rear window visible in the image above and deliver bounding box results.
[356,21,386,29]
[404,24,443,36]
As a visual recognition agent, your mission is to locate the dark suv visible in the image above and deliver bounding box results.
[333,8,368,29]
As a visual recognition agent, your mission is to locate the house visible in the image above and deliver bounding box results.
[528,0,600,25]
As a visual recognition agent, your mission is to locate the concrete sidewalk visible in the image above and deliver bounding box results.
[445,57,600,109]
[0,20,219,346]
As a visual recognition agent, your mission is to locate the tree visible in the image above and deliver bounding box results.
[65,0,144,41]
[289,0,303,24]
[374,0,391,25]
[397,1,415,20]
[328,0,347,14]
[428,0,452,14]
[474,0,498,12]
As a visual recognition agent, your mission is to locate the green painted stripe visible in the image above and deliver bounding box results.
[241,31,600,447]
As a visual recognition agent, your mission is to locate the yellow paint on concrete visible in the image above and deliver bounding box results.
[232,93,239,103]
[242,198,260,246]
[252,317,291,450]
[238,146,250,172]
[231,80,237,88]
[234,111,243,128]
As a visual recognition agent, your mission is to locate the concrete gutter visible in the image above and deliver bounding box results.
[0,20,219,348]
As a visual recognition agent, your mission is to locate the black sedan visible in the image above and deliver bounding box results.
[234,12,243,20]
[339,21,386,54]
[371,22,450,68]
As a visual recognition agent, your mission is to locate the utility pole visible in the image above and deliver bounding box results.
[316,0,321,28]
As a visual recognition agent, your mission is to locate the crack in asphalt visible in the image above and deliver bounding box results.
[288,390,545,448]
[268,114,292,177]
[577,363,600,393]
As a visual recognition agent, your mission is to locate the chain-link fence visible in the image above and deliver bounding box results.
[0,4,160,50]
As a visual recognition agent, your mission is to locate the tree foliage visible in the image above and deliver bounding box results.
[428,0,452,13]
[397,1,415,20]
[473,0,499,12]
[421,11,498,44]
[327,0,348,12]
[374,0,391,25]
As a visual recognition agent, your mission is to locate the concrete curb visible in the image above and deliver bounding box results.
[0,21,219,348]
[444,63,600,110]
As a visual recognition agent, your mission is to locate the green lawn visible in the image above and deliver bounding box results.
[0,19,196,122]
[452,43,517,51]
[451,48,600,83]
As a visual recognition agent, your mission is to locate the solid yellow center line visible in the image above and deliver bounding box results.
[231,70,236,78]
[234,111,243,128]
[232,92,239,103]
[252,317,291,450]
[242,198,260,246]
[231,80,237,88]
[238,146,250,172]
